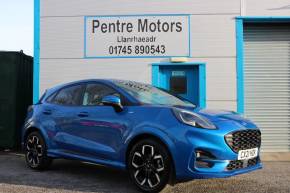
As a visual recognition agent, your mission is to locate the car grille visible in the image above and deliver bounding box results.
[225,129,261,153]
[226,157,259,171]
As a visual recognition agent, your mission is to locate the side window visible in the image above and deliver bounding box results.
[83,83,120,106]
[50,85,84,106]
[46,91,57,103]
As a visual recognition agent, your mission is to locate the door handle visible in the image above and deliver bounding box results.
[77,112,89,117]
[43,109,52,115]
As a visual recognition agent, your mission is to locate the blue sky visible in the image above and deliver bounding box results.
[0,0,33,56]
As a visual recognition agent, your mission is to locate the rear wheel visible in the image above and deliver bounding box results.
[25,131,52,170]
[128,139,171,193]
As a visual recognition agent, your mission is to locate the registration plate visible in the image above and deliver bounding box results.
[238,148,258,160]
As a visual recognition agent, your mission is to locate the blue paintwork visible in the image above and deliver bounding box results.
[188,15,192,57]
[236,16,290,22]
[102,95,122,105]
[159,66,198,104]
[235,16,290,114]
[198,63,206,108]
[152,62,206,108]
[236,18,244,114]
[22,79,262,181]
[33,0,40,104]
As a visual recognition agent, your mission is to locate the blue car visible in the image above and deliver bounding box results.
[22,79,262,192]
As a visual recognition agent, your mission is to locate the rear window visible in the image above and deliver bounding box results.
[47,84,84,106]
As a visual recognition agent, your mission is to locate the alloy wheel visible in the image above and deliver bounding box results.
[130,143,168,191]
[26,135,43,168]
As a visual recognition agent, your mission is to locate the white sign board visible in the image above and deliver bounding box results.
[84,14,191,58]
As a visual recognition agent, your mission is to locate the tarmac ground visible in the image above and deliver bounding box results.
[0,152,289,193]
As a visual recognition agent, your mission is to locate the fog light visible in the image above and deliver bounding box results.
[195,150,215,168]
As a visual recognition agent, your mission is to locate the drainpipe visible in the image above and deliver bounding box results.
[240,0,245,16]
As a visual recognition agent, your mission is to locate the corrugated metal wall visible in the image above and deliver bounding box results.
[244,23,290,152]
[0,52,33,148]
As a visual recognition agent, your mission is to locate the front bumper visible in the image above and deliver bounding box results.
[183,162,262,180]
[178,154,262,181]
[171,121,262,181]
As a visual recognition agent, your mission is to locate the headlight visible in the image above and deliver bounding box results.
[172,108,216,129]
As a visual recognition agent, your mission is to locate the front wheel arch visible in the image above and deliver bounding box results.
[24,127,39,142]
[23,127,49,151]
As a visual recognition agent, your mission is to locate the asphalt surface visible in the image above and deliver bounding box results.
[0,152,289,193]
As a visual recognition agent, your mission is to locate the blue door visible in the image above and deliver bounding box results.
[159,66,199,105]
[74,82,127,161]
[47,82,127,162]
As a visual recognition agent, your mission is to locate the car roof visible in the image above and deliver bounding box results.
[41,79,149,103]
[47,79,149,90]
[45,79,110,94]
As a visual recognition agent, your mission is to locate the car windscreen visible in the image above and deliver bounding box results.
[113,80,196,108]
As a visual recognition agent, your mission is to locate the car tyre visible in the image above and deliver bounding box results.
[25,131,52,170]
[128,139,172,193]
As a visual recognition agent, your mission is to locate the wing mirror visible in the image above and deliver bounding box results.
[101,95,123,112]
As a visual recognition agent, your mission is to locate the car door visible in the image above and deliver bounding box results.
[45,83,86,154]
[63,82,130,161]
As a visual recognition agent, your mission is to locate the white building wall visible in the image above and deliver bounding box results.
[40,0,287,111]
[244,0,290,16]
[40,0,241,17]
